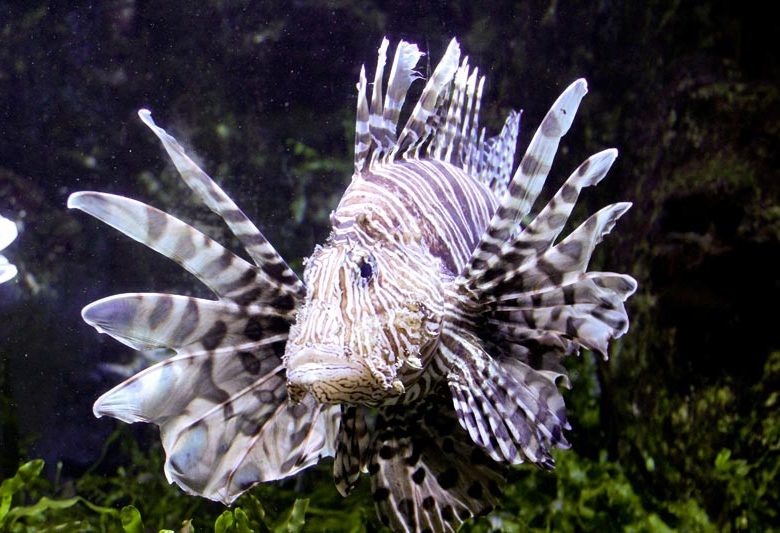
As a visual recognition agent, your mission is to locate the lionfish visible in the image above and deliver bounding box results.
[69,38,636,531]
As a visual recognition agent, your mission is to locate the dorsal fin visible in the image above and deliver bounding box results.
[381,41,424,148]
[394,38,461,160]
[354,65,370,173]
[353,38,520,200]
[368,38,390,161]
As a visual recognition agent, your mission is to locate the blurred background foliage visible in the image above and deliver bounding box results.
[0,0,778,531]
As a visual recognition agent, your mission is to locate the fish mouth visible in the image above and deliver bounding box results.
[286,347,393,405]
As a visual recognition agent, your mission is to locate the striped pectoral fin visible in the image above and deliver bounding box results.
[587,271,638,301]
[162,396,339,505]
[490,302,629,358]
[333,404,371,496]
[439,328,570,468]
[486,274,636,364]
[82,293,290,352]
[93,339,287,424]
[480,272,636,379]
[68,192,289,307]
[368,396,505,533]
[474,201,633,297]
[512,148,619,258]
[465,79,588,280]
[93,338,338,504]
[137,110,303,299]
[493,341,574,389]
[518,202,633,292]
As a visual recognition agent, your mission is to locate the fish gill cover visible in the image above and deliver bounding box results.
[67,37,635,532]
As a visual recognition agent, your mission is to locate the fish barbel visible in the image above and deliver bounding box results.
[69,37,636,532]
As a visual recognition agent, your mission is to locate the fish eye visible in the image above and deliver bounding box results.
[358,257,373,279]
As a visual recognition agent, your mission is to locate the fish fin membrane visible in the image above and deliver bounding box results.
[356,38,522,199]
[333,404,371,497]
[465,79,589,279]
[94,336,339,504]
[472,201,636,358]
[368,391,505,533]
[68,105,339,502]
[81,293,290,352]
[457,109,635,358]
[137,110,304,299]
[439,328,569,467]
[67,192,296,309]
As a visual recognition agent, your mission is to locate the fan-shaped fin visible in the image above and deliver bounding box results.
[81,293,288,352]
[487,272,636,356]
[68,192,290,308]
[438,327,569,467]
[161,395,338,505]
[517,149,618,250]
[475,149,619,292]
[137,110,303,299]
[502,202,632,294]
[471,201,632,299]
[466,79,589,279]
[93,337,339,504]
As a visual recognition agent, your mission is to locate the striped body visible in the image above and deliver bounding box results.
[70,37,636,532]
[334,160,497,275]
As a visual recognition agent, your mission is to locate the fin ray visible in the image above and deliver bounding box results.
[67,192,283,305]
[466,79,589,279]
[439,327,569,466]
[93,339,338,504]
[138,110,303,299]
[369,393,505,532]
[82,292,289,351]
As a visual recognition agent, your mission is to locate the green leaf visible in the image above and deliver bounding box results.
[234,507,252,533]
[273,499,308,533]
[215,509,235,533]
[0,459,45,498]
[0,460,46,524]
[715,449,732,470]
[1,495,117,530]
[121,505,144,533]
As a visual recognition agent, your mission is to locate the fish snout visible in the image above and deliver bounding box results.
[285,347,389,404]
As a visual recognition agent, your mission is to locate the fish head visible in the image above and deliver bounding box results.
[285,239,445,405]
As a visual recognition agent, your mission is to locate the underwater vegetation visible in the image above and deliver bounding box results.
[1,1,778,532]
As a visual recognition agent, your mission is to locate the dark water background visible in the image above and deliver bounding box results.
[0,1,778,530]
